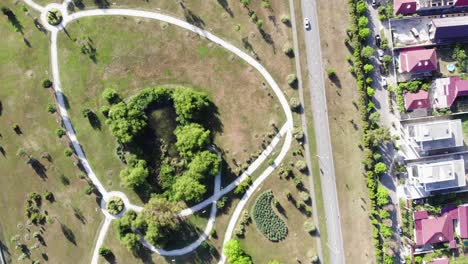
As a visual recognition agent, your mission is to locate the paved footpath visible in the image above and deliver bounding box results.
[24,1,295,263]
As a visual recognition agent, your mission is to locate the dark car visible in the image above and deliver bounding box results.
[375,34,381,47]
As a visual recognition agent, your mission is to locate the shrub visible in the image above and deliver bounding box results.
[56,128,66,138]
[377,185,390,207]
[99,246,112,257]
[46,9,62,26]
[107,197,124,215]
[304,220,317,234]
[261,0,270,8]
[280,15,290,24]
[287,73,298,87]
[47,103,56,113]
[234,177,252,195]
[84,185,93,195]
[367,87,375,97]
[44,191,54,202]
[100,105,110,117]
[224,239,252,264]
[374,162,387,174]
[289,97,301,111]
[42,79,52,88]
[252,190,288,241]
[359,28,371,40]
[295,160,307,172]
[64,148,73,157]
[102,88,120,104]
[361,46,374,60]
[326,68,335,77]
[364,64,374,74]
[282,43,294,57]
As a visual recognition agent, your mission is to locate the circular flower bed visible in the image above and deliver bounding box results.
[106,197,124,215]
[46,9,63,26]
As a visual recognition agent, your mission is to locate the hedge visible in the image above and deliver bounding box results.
[252,190,288,241]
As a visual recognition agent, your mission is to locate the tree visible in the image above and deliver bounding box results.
[187,151,221,180]
[287,73,298,87]
[82,108,92,118]
[102,88,120,104]
[356,1,367,15]
[295,160,307,172]
[326,68,335,77]
[171,175,206,203]
[361,46,375,60]
[121,233,141,253]
[141,197,183,230]
[304,220,317,234]
[289,97,301,111]
[224,239,252,264]
[172,88,211,124]
[107,102,147,143]
[377,185,390,207]
[119,158,149,188]
[175,123,211,158]
[280,15,290,24]
[374,162,387,175]
[359,28,371,40]
[363,64,374,74]
[367,87,375,97]
[240,0,250,7]
[358,16,369,28]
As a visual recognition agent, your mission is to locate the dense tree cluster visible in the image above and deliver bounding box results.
[119,156,149,188]
[174,123,211,159]
[172,88,211,124]
[224,239,252,264]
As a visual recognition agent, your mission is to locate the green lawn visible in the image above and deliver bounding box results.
[57,15,284,204]
[0,4,103,264]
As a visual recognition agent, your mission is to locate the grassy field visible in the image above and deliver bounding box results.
[238,161,318,263]
[57,15,285,204]
[0,3,103,264]
[314,0,376,263]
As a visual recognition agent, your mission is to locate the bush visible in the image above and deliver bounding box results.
[64,148,73,157]
[287,73,298,87]
[107,197,125,215]
[359,28,371,40]
[100,105,110,117]
[46,9,62,26]
[42,79,52,88]
[56,128,66,138]
[289,97,301,111]
[44,191,54,202]
[102,88,120,104]
[47,103,56,113]
[377,185,390,207]
[326,68,335,77]
[84,185,93,195]
[374,162,387,174]
[99,246,112,257]
[364,64,374,74]
[234,177,252,195]
[252,190,288,241]
[282,43,294,57]
[281,15,290,24]
[361,46,374,60]
[295,160,307,172]
[224,239,252,264]
[304,220,317,234]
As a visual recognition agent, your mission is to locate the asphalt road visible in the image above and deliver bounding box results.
[300,0,346,263]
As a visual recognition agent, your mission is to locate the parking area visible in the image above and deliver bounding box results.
[391,17,433,48]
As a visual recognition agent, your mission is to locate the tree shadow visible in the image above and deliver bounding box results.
[60,223,77,245]
[183,8,205,28]
[0,146,5,157]
[102,252,116,263]
[241,37,259,60]
[33,19,48,34]
[217,0,234,17]
[72,206,87,224]
[27,158,48,180]
[259,28,275,53]
[1,7,23,34]
[133,247,155,264]
[94,0,110,8]
[330,75,342,88]
[275,202,288,219]
[73,0,86,9]
[57,92,71,109]
[87,112,101,130]
[198,102,223,135]
[23,38,31,48]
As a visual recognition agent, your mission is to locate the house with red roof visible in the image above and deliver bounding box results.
[394,0,418,15]
[404,90,430,111]
[414,205,468,252]
[433,76,468,109]
[399,48,438,74]
[455,0,468,6]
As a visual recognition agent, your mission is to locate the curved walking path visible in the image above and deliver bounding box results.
[24,1,294,263]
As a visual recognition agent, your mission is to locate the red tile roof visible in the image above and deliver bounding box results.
[455,0,468,6]
[428,258,450,264]
[394,0,418,14]
[400,48,438,73]
[414,208,458,247]
[404,90,430,110]
[445,77,468,107]
[414,210,429,220]
[459,206,468,238]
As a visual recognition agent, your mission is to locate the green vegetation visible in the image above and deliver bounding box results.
[252,190,288,241]
[452,44,467,73]
[224,239,252,264]
[107,197,125,215]
[395,80,430,112]
[46,8,62,26]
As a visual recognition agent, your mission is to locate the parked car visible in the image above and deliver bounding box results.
[377,49,385,62]
[372,0,378,7]
[304,18,310,30]
[400,254,406,264]
[381,77,387,88]
[411,27,419,38]
[374,34,381,47]
[398,225,403,235]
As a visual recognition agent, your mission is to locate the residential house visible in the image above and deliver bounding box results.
[395,0,418,15]
[395,0,468,15]
[404,89,431,111]
[433,76,468,109]
[414,205,468,251]
[431,17,468,43]
[399,48,438,74]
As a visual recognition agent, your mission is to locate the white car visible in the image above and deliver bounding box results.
[377,49,385,62]
[381,77,387,88]
[304,18,310,30]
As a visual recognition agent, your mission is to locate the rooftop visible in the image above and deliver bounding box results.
[399,48,438,73]
[431,16,468,40]
[433,76,468,108]
[406,119,464,152]
[405,90,431,110]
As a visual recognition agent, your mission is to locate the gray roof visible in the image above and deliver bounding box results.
[416,158,466,191]
[407,119,464,152]
[432,17,468,39]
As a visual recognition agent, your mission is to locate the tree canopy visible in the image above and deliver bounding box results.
[175,123,211,158]
[187,150,221,180]
[224,239,252,264]
[171,174,206,203]
[119,157,149,188]
[107,102,147,143]
[172,88,211,124]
